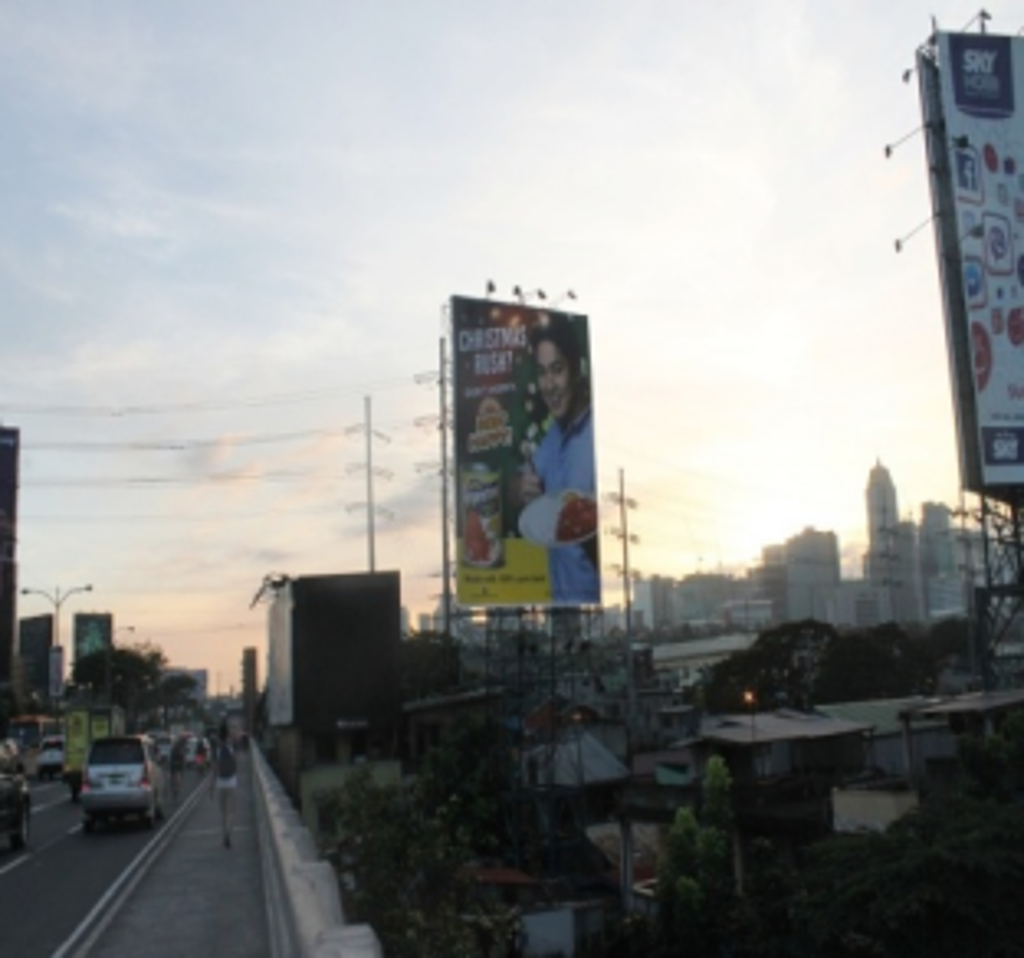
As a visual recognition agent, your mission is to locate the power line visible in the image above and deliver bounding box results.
[23,428,345,452]
[0,376,419,418]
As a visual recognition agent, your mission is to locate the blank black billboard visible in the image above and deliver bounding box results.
[290,572,401,734]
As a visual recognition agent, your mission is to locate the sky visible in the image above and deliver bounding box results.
[2,2,1014,690]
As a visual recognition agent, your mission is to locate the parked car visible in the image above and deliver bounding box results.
[81,735,165,832]
[0,739,30,850]
[37,735,65,781]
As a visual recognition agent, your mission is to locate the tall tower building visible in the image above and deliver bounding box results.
[863,461,927,623]
[865,460,898,584]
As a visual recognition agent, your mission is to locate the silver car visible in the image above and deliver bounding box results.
[81,735,165,832]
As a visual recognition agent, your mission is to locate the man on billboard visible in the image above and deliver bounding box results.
[517,314,599,603]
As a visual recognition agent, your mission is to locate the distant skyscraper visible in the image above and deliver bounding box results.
[865,459,898,583]
[784,527,840,621]
[919,503,955,574]
[863,461,927,623]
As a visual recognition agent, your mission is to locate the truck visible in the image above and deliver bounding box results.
[62,705,126,802]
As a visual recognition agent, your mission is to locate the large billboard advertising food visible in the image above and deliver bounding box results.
[451,296,601,608]
[934,32,1024,490]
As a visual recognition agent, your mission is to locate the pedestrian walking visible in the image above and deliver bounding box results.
[209,723,238,848]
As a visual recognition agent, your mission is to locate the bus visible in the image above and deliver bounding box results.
[7,714,62,752]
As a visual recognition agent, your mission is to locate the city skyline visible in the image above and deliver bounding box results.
[5,2,1003,681]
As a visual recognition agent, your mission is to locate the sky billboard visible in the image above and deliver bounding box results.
[451,296,600,608]
[926,32,1024,492]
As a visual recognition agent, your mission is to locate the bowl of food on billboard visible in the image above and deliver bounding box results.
[519,490,598,548]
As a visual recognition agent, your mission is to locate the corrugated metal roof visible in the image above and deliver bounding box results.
[816,696,941,736]
[522,728,629,786]
[917,689,1024,717]
[701,710,872,746]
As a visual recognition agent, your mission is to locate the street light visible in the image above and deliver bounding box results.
[743,689,758,778]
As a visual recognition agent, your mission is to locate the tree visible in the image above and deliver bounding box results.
[401,630,462,700]
[317,765,516,958]
[71,642,166,725]
[793,707,1024,955]
[814,624,933,703]
[655,756,738,955]
[956,708,1024,801]
[416,714,510,855]
[705,620,958,712]
[794,797,1024,956]
[703,620,838,712]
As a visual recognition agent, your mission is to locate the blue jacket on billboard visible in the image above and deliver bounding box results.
[532,406,600,604]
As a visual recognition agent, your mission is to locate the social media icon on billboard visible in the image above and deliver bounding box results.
[984,212,1013,275]
[964,256,986,308]
[954,146,984,204]
[993,434,1019,461]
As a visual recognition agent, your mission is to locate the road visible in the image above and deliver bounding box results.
[0,770,204,958]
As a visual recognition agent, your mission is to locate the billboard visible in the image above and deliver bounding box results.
[267,572,402,733]
[73,612,113,663]
[0,427,17,684]
[451,296,601,607]
[924,33,1024,492]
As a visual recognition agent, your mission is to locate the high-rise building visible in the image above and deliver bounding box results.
[861,461,927,623]
[865,459,898,583]
[784,527,840,621]
[919,502,957,579]
[919,501,962,618]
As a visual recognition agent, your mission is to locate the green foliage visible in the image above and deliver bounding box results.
[71,642,167,723]
[655,756,738,955]
[957,708,1024,801]
[705,619,962,713]
[416,714,510,854]
[703,619,838,712]
[316,734,517,958]
[814,625,933,704]
[732,838,799,957]
[794,797,1024,957]
[401,631,462,699]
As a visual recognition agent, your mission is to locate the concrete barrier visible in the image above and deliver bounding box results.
[251,744,382,958]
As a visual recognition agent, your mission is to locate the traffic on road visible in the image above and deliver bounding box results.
[0,737,210,958]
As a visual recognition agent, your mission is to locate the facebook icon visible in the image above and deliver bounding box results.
[955,146,983,203]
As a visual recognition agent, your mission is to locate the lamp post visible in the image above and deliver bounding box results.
[743,689,758,778]
[20,584,94,694]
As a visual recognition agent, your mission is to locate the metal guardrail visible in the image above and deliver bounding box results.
[251,744,382,958]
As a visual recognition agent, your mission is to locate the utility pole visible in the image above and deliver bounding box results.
[346,396,392,572]
[610,468,638,723]
[439,336,452,636]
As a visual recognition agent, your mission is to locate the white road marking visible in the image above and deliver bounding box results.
[0,854,28,877]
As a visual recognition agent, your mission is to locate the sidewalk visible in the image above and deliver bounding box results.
[86,752,271,958]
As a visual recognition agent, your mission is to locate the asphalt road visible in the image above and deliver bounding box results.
[0,770,204,958]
